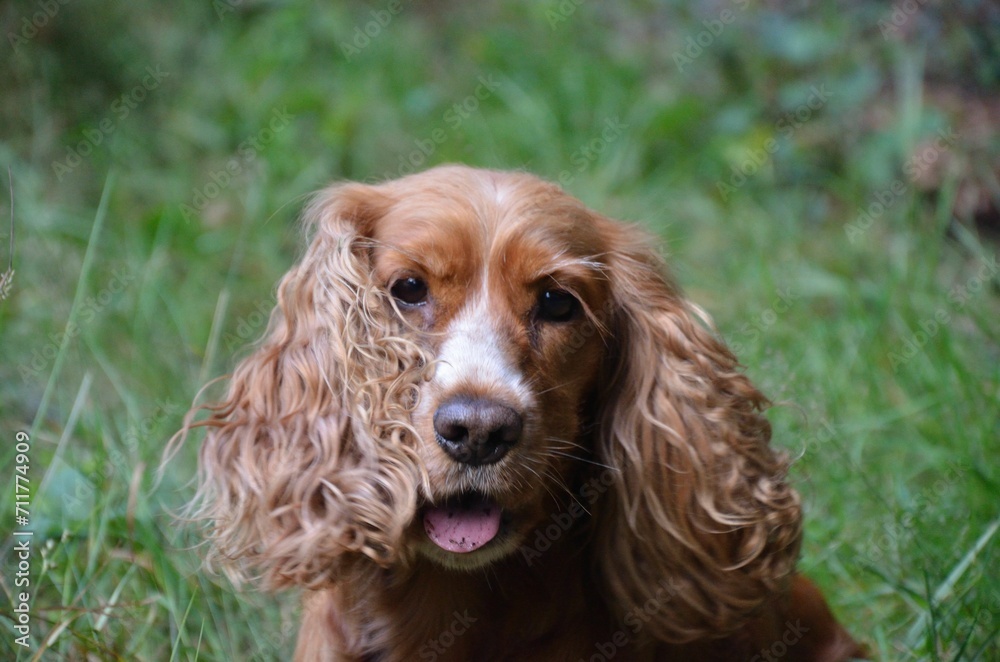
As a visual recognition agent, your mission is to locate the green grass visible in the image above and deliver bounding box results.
[1,1,998,660]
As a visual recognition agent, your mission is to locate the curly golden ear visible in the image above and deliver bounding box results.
[593,222,802,642]
[172,183,430,589]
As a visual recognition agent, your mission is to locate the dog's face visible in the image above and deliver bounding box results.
[186,165,802,638]
[367,171,614,569]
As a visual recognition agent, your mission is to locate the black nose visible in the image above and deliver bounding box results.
[433,397,523,466]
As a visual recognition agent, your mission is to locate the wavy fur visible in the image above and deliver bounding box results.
[183,184,432,588]
[172,165,863,661]
[594,222,802,641]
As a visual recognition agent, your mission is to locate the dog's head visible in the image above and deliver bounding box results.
[181,165,801,641]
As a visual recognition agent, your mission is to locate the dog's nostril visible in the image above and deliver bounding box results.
[433,397,523,466]
[435,419,470,445]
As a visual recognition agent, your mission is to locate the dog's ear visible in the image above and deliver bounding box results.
[592,220,802,642]
[173,182,430,589]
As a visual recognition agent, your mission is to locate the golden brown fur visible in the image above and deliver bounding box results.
[172,165,865,660]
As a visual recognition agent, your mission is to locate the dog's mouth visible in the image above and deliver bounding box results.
[421,491,503,554]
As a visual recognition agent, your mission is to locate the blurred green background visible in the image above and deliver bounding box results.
[1,1,998,659]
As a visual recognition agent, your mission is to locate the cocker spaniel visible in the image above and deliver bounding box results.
[177,165,865,660]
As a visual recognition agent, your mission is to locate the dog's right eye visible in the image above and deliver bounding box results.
[536,289,579,323]
[390,276,429,305]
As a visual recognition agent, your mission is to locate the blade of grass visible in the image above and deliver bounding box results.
[198,188,257,385]
[169,591,200,662]
[29,171,115,438]
[94,564,138,632]
[34,372,93,510]
[905,517,1000,645]
[199,288,230,387]
[1,166,14,301]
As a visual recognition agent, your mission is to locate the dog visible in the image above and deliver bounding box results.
[176,165,865,660]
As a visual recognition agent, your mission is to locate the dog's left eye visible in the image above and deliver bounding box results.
[537,289,579,323]
[390,276,429,305]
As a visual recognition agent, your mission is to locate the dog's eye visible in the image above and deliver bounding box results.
[391,276,428,305]
[537,289,579,323]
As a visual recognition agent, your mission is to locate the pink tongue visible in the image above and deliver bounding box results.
[423,497,501,553]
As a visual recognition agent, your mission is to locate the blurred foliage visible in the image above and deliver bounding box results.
[0,0,998,660]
